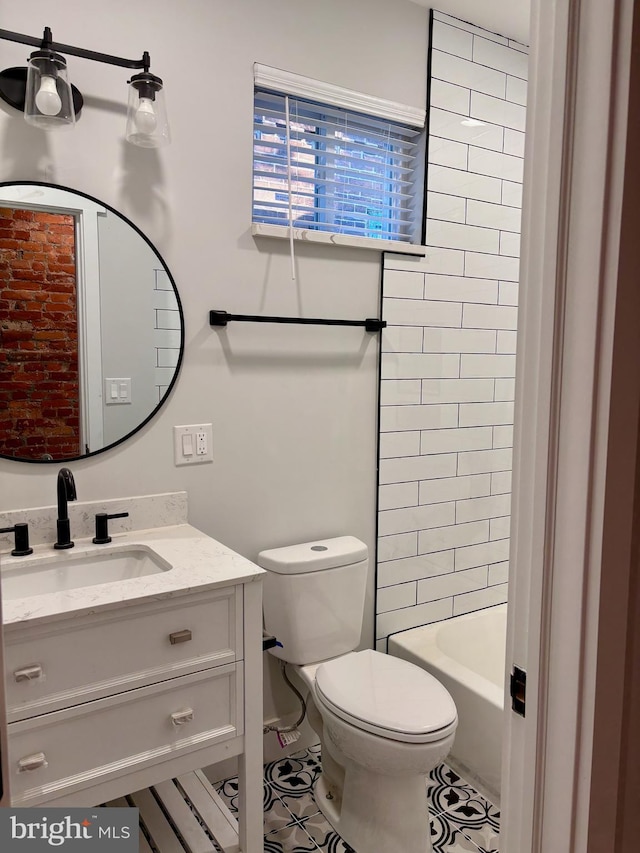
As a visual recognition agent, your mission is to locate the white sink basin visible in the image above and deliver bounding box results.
[1,547,171,600]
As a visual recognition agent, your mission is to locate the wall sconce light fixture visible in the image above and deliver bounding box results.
[0,26,170,147]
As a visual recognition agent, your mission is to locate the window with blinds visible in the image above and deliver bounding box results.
[252,89,424,245]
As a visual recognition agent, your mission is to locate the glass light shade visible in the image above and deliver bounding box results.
[24,50,75,130]
[125,73,170,148]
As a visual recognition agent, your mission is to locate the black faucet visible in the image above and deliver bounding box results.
[54,468,77,550]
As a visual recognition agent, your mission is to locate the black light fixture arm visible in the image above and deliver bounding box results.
[0,27,151,71]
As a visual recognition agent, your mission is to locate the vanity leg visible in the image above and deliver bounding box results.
[238,580,264,853]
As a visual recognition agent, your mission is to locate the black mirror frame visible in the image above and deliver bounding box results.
[0,180,185,465]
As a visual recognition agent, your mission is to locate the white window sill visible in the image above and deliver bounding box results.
[251,223,426,257]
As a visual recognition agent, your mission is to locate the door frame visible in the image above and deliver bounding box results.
[502,0,640,849]
[0,185,106,457]
[0,578,7,806]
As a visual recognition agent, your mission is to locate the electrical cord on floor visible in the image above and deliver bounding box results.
[263,660,307,734]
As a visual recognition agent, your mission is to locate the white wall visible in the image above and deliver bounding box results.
[376,12,528,643]
[408,0,530,44]
[98,211,159,445]
[0,0,428,722]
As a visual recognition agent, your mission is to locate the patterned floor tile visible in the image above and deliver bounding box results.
[264,798,303,835]
[304,743,322,765]
[215,749,500,853]
[433,831,485,853]
[432,811,498,852]
[263,819,320,853]
[264,752,322,814]
[428,763,479,818]
[279,790,322,823]
[458,824,500,853]
[299,810,355,852]
[265,753,320,795]
[214,775,239,812]
[214,776,276,814]
[431,810,462,849]
[443,793,500,834]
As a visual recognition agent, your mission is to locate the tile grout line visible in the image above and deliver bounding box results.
[268,764,329,852]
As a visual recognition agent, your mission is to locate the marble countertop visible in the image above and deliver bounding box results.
[0,523,264,631]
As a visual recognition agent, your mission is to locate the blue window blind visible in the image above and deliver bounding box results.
[253,90,424,244]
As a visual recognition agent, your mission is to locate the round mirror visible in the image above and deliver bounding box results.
[0,181,184,463]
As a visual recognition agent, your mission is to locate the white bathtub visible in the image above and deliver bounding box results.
[388,603,507,802]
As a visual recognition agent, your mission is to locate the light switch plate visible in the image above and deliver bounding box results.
[105,377,132,405]
[173,424,213,465]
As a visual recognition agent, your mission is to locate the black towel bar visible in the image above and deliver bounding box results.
[209,310,386,333]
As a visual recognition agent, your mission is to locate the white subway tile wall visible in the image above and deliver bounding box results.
[153,268,181,401]
[376,11,528,641]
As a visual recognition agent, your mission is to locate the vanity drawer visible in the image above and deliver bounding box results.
[9,663,243,806]
[5,586,243,721]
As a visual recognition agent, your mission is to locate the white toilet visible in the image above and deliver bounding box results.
[259,536,458,853]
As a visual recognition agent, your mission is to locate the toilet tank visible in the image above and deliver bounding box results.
[258,536,368,665]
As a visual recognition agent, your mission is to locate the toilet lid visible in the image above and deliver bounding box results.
[315,649,457,744]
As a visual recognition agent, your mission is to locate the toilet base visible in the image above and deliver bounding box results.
[314,773,342,829]
[293,663,454,853]
[315,766,433,853]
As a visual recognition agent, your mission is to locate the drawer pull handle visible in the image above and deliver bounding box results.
[171,709,194,726]
[14,665,43,682]
[169,629,192,645]
[18,752,47,772]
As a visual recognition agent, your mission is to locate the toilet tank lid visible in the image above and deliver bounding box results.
[257,536,368,574]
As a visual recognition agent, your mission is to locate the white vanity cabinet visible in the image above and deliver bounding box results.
[2,571,264,853]
[5,586,242,725]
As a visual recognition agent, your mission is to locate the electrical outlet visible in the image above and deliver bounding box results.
[196,431,208,455]
[174,424,213,465]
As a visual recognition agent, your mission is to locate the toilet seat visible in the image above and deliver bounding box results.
[315,649,457,744]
